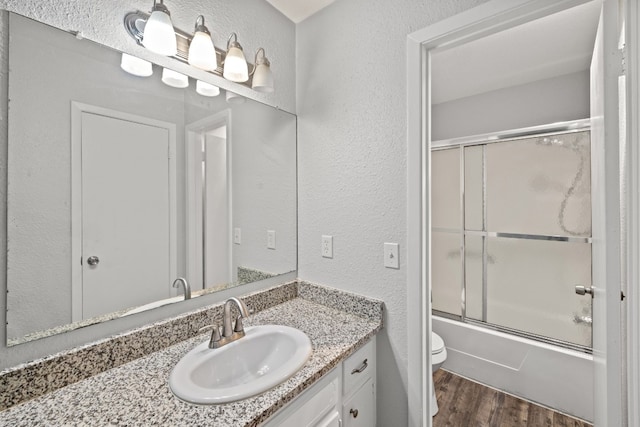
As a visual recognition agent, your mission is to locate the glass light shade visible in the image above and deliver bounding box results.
[223,46,249,82]
[142,9,177,56]
[188,31,217,71]
[251,63,274,93]
[161,68,189,88]
[226,91,245,104]
[120,53,153,77]
[196,80,220,97]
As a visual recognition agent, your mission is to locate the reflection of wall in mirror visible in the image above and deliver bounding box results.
[5,14,187,340]
[231,100,297,279]
[183,89,297,288]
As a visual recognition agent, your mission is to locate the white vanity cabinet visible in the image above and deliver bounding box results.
[262,337,376,427]
[342,337,376,427]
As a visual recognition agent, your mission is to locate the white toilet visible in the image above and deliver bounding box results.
[431,332,447,416]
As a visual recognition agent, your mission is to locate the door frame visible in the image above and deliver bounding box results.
[70,102,177,321]
[625,1,640,425]
[407,0,630,425]
[184,110,233,289]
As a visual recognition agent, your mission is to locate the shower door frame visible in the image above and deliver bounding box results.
[431,119,594,354]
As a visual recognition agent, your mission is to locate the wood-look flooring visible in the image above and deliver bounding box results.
[433,370,592,427]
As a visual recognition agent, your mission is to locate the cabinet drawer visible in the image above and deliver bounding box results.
[315,410,340,427]
[342,338,375,397]
[342,378,376,427]
[263,369,339,427]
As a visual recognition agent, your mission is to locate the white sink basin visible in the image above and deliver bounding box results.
[169,325,312,404]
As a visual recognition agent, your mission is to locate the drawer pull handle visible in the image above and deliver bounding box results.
[350,408,359,418]
[351,358,368,375]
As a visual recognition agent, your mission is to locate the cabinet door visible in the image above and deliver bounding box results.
[343,379,375,427]
[315,410,340,427]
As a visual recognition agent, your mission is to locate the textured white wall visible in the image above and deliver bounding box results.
[0,0,295,369]
[231,103,297,277]
[432,70,591,140]
[296,0,489,424]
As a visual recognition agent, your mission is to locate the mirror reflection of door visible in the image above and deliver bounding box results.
[186,112,232,291]
[72,104,177,320]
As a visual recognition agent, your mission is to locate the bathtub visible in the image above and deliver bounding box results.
[433,315,594,422]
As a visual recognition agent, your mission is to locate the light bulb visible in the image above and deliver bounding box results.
[226,91,245,104]
[120,53,153,77]
[223,34,249,82]
[142,1,177,56]
[188,16,217,71]
[196,80,220,97]
[162,68,189,88]
[251,55,274,93]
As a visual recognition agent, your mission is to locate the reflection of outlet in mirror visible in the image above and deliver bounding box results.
[234,228,242,245]
[267,230,276,249]
[322,235,333,258]
[384,243,399,269]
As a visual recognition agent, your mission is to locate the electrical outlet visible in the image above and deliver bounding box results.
[267,230,276,249]
[322,235,333,258]
[234,228,241,245]
[384,243,399,269]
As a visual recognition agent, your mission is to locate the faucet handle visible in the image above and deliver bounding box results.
[233,316,244,333]
[198,325,215,334]
[198,324,222,341]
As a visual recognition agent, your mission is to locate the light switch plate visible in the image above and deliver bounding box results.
[234,228,242,245]
[384,243,399,269]
[267,230,276,249]
[322,235,333,258]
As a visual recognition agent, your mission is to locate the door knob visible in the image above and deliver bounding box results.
[87,256,100,266]
[575,285,593,297]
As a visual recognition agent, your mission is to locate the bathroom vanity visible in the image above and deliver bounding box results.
[0,281,382,426]
[264,338,376,427]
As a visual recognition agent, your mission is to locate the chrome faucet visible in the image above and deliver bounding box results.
[223,297,250,337]
[172,277,191,300]
[202,297,250,349]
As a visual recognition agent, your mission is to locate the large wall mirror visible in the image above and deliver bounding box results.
[5,13,297,346]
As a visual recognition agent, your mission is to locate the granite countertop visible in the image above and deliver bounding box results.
[0,292,382,426]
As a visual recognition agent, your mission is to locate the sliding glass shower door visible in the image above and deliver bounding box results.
[431,128,592,350]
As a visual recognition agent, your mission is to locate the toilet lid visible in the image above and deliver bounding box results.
[432,332,445,355]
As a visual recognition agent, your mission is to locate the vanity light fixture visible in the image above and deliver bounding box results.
[162,68,189,88]
[196,80,220,97]
[120,53,153,77]
[188,15,217,71]
[223,33,249,83]
[141,0,177,56]
[123,8,274,92]
[250,48,274,93]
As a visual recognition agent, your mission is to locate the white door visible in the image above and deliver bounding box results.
[204,132,231,287]
[589,1,624,425]
[81,112,172,318]
[185,112,231,290]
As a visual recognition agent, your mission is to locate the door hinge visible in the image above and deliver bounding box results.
[621,291,626,301]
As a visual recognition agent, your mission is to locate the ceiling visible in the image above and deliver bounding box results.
[266,0,337,23]
[431,0,602,105]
